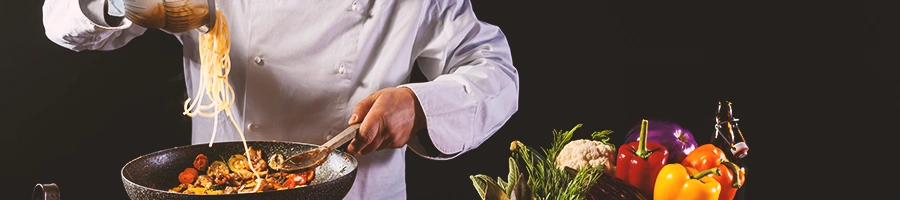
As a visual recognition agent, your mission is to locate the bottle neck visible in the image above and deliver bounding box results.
[712,101,748,164]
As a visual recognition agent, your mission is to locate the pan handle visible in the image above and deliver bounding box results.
[32,183,60,200]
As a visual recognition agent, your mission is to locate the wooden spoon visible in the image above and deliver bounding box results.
[281,124,360,173]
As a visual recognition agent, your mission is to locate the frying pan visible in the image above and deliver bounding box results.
[121,141,357,200]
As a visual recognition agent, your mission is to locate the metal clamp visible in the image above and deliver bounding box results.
[197,0,217,33]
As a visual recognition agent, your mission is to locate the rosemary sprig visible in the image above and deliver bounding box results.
[474,124,607,200]
[560,165,604,200]
[510,124,598,200]
[543,124,581,165]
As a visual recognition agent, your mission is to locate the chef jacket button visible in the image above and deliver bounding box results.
[338,64,346,74]
[350,1,359,11]
[247,123,259,131]
[253,57,263,65]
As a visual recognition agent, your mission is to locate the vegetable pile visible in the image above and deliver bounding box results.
[167,146,316,194]
[470,102,750,200]
[471,124,647,200]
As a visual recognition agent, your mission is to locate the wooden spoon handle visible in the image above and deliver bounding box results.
[322,124,360,150]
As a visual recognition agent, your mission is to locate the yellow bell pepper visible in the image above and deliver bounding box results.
[653,164,722,200]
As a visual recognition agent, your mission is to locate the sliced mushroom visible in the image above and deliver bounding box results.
[268,154,285,171]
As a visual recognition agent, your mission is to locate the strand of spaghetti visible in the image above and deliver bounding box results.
[208,61,229,146]
[188,9,262,180]
[187,25,225,116]
[182,69,208,116]
[197,11,225,142]
[187,8,226,118]
[209,102,219,146]
[184,31,214,117]
[184,10,215,117]
[205,9,228,144]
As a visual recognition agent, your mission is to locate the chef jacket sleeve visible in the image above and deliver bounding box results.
[401,0,519,160]
[43,0,147,52]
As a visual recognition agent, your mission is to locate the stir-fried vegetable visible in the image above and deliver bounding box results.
[179,168,199,184]
[207,161,229,176]
[194,154,208,171]
[167,147,316,194]
[228,154,249,172]
[283,170,315,188]
[268,154,285,171]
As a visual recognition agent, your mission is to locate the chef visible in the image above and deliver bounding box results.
[41,0,519,199]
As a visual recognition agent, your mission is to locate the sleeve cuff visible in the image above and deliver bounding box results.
[399,80,478,160]
[79,0,129,29]
[406,129,462,160]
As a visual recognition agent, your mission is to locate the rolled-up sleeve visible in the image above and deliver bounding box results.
[401,0,519,160]
[43,0,147,52]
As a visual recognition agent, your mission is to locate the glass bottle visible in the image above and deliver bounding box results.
[711,101,749,166]
[711,101,749,200]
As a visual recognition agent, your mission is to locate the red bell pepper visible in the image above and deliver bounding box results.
[282,169,316,189]
[616,119,669,198]
[681,144,746,200]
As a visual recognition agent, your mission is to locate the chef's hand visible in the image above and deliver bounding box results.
[347,87,426,156]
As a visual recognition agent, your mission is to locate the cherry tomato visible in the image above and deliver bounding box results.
[179,168,198,184]
[193,154,208,171]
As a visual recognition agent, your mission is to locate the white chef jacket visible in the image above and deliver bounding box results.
[43,0,518,199]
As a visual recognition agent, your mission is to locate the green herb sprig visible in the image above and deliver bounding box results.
[471,124,610,200]
[592,129,616,150]
[513,124,605,200]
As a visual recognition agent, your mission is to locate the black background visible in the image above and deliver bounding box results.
[1,0,896,199]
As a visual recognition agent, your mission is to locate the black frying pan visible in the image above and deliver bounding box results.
[121,141,357,200]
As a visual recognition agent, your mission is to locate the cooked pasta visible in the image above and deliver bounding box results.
[181,9,261,180]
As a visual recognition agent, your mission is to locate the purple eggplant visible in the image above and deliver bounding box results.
[623,119,697,163]
[587,173,648,200]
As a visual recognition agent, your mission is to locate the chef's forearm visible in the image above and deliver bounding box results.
[403,0,519,160]
[400,65,518,160]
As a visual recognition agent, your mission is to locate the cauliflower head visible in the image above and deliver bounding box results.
[555,139,616,174]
